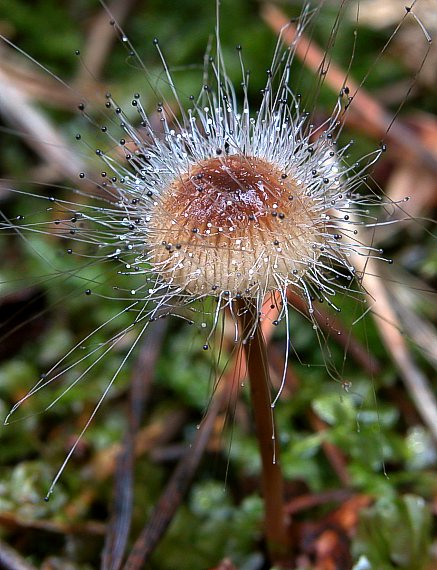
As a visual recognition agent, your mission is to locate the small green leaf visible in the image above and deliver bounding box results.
[353,494,432,570]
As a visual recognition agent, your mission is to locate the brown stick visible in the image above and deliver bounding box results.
[123,386,225,570]
[102,319,167,570]
[74,0,138,87]
[0,538,38,570]
[237,301,291,565]
[261,3,437,175]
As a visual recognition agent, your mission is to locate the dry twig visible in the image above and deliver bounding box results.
[0,538,38,570]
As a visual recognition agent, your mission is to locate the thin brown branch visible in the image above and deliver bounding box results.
[308,411,351,486]
[90,409,186,482]
[287,291,381,377]
[0,512,105,536]
[0,67,84,181]
[0,54,83,109]
[261,3,437,175]
[74,0,138,87]
[284,489,354,516]
[355,255,437,443]
[102,320,167,570]
[123,385,227,570]
[0,538,38,570]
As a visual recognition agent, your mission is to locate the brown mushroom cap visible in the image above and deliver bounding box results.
[148,155,322,297]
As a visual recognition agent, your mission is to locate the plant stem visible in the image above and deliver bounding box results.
[237,300,291,565]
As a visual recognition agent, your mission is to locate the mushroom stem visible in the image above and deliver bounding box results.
[237,299,291,565]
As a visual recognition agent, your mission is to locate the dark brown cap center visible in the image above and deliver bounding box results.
[162,155,293,229]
